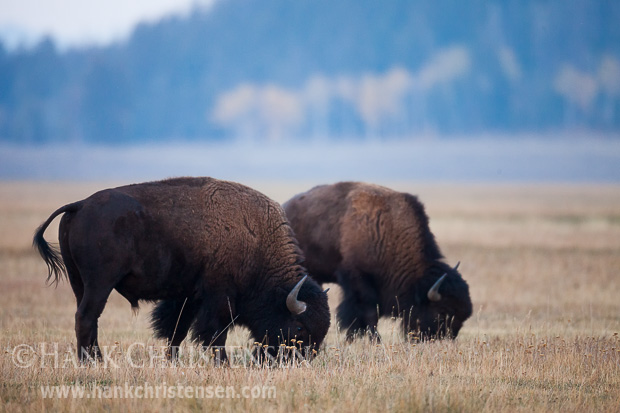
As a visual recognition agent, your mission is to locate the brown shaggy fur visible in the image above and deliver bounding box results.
[34,177,330,361]
[284,182,472,340]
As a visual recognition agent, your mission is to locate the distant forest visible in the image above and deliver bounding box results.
[1,0,619,144]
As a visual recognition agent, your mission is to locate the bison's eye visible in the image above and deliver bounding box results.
[297,326,303,332]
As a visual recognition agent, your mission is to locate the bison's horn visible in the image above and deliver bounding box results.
[323,288,330,294]
[427,262,460,302]
[287,275,308,315]
[427,273,447,302]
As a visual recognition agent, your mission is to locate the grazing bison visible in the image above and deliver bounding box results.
[284,182,472,341]
[33,177,330,362]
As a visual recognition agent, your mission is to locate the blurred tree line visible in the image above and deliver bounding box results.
[0,0,618,144]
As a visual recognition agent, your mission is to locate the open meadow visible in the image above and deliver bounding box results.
[0,180,619,412]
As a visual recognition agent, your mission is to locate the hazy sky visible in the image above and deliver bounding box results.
[0,0,214,48]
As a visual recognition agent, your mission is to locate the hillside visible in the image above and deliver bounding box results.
[1,0,619,144]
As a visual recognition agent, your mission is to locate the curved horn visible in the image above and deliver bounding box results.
[286,275,308,315]
[427,262,460,302]
[323,288,330,294]
[427,273,447,302]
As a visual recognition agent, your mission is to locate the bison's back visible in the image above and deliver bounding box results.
[63,177,298,291]
[286,182,443,285]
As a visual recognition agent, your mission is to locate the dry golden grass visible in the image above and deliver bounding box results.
[1,180,619,412]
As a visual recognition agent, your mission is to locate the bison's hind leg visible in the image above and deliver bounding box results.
[59,223,84,307]
[63,253,84,308]
[151,299,197,359]
[75,282,114,362]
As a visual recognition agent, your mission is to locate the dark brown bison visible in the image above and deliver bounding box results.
[283,182,472,341]
[33,177,330,362]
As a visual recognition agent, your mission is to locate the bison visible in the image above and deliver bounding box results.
[33,177,330,362]
[283,182,472,341]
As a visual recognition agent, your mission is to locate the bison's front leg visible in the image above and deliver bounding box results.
[337,294,381,342]
[336,268,381,342]
[151,299,198,360]
[192,300,232,366]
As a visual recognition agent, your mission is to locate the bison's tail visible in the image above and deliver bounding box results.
[32,201,82,287]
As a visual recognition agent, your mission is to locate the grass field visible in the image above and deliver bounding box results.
[1,181,619,412]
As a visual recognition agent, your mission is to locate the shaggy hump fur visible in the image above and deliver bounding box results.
[284,182,472,340]
[33,177,330,361]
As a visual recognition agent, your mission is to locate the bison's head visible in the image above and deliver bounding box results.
[405,262,472,340]
[248,274,330,361]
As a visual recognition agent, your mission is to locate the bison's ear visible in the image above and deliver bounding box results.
[286,275,308,315]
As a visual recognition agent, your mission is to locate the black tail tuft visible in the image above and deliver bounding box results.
[33,225,66,286]
[32,202,82,287]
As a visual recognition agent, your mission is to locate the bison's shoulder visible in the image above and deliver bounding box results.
[342,183,443,263]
